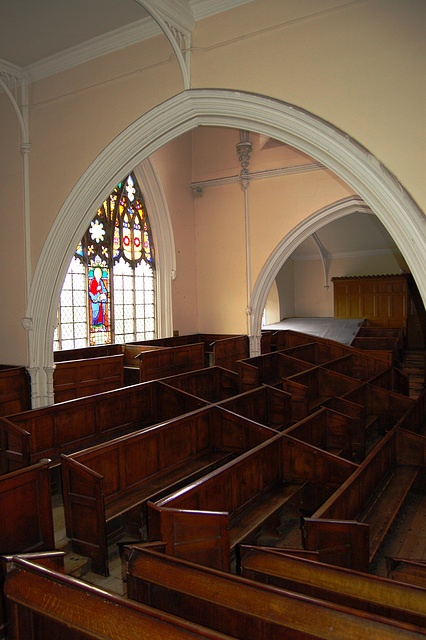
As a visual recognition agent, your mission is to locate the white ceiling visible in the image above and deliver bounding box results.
[0,0,149,68]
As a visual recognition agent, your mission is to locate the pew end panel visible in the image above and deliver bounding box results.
[0,366,30,418]
[0,418,30,474]
[147,503,231,571]
[60,454,108,575]
[0,459,55,558]
[303,518,370,572]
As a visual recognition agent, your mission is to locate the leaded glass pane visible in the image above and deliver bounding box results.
[56,174,155,350]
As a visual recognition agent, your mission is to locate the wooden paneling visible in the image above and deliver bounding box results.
[332,274,408,330]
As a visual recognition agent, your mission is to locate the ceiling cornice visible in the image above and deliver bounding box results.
[18,0,254,85]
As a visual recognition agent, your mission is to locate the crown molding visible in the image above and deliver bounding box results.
[21,0,254,85]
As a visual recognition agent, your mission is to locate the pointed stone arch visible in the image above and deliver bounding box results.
[26,89,426,405]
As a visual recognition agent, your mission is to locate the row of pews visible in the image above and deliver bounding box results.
[0,328,425,638]
[52,333,249,400]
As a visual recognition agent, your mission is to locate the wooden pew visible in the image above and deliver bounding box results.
[279,341,347,365]
[0,380,207,473]
[238,545,426,630]
[134,343,205,382]
[237,352,315,393]
[0,459,56,637]
[0,459,54,558]
[207,334,249,371]
[160,366,239,402]
[386,558,426,589]
[61,405,277,575]
[283,406,362,461]
[303,427,425,572]
[336,382,415,447]
[3,556,234,640]
[365,366,409,396]
[321,353,395,382]
[0,366,30,418]
[216,385,293,432]
[148,432,357,571]
[351,336,399,363]
[125,547,424,640]
[129,333,249,371]
[394,387,426,435]
[280,368,362,422]
[0,552,65,639]
[53,343,123,362]
[53,354,124,402]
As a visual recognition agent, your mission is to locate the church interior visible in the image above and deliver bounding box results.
[0,0,425,637]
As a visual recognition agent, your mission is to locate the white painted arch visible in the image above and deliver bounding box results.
[26,89,426,405]
[248,196,376,356]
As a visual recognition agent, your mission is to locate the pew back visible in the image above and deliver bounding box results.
[0,380,207,471]
[53,354,124,402]
[61,405,276,574]
[125,547,424,640]
[4,557,234,640]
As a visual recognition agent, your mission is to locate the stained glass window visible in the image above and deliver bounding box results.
[54,174,155,349]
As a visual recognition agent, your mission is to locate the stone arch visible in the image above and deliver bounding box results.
[26,89,426,405]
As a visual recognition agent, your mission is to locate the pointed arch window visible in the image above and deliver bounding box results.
[54,174,155,349]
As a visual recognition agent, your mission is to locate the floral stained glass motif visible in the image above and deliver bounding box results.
[55,173,155,350]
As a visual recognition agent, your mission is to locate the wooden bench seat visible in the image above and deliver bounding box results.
[229,482,304,549]
[148,431,357,571]
[303,426,425,572]
[238,545,426,630]
[0,380,207,473]
[3,556,234,640]
[360,465,419,561]
[61,405,278,575]
[125,547,425,640]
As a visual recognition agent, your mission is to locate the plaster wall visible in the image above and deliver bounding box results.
[293,251,406,317]
[151,132,198,335]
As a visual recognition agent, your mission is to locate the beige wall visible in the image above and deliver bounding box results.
[293,251,406,317]
[0,0,424,366]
